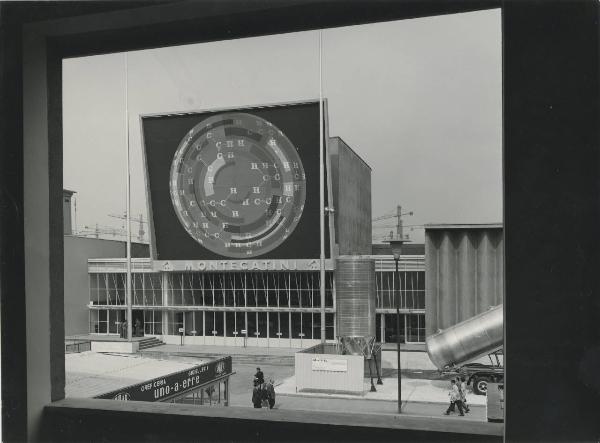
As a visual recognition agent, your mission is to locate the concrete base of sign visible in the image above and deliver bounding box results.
[91,341,139,354]
[295,344,366,394]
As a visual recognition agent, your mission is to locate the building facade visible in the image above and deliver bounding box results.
[87,254,425,347]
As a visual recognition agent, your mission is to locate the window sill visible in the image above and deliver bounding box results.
[45,398,502,438]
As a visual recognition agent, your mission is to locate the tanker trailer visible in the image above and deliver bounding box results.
[426,304,503,395]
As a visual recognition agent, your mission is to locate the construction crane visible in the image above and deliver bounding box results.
[372,205,413,241]
[108,212,147,242]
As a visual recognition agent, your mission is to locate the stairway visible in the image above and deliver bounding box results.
[137,337,165,350]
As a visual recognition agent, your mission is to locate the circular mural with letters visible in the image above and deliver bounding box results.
[169,112,306,258]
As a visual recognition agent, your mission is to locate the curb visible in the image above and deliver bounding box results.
[275,391,485,407]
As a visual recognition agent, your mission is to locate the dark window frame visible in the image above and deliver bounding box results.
[11,1,600,442]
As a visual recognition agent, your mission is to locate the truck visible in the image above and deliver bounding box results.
[426,304,503,395]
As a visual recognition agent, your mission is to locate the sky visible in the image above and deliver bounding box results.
[63,9,502,244]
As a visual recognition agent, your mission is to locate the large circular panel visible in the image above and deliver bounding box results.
[169,112,307,258]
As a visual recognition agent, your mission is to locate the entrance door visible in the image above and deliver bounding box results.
[384,313,405,344]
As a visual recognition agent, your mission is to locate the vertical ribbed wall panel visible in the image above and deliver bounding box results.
[437,233,456,334]
[425,226,503,337]
[425,232,440,337]
[457,232,476,322]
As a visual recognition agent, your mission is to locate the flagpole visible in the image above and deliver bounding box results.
[125,53,133,341]
[319,30,326,344]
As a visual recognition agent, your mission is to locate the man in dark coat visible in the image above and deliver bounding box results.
[255,367,264,385]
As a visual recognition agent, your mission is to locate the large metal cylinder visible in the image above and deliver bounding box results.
[426,304,503,370]
[335,256,376,355]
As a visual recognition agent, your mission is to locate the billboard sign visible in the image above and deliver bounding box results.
[141,101,329,260]
[95,356,232,402]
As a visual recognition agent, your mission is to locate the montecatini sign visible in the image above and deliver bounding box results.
[95,356,232,402]
[153,259,335,272]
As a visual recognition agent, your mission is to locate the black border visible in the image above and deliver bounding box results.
[2,1,600,441]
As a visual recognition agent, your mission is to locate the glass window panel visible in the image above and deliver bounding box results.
[224,284,235,307]
[384,313,405,343]
[279,312,289,338]
[183,289,194,306]
[267,288,278,307]
[291,312,302,339]
[214,311,224,336]
[225,312,235,336]
[256,289,267,307]
[235,312,245,334]
[268,312,278,338]
[325,273,334,291]
[246,275,257,307]
[247,312,257,337]
[110,310,118,333]
[326,313,334,340]
[301,312,312,339]
[204,311,215,336]
[90,276,99,305]
[143,311,153,334]
[194,311,204,335]
[278,285,289,308]
[257,312,267,339]
[289,274,300,307]
[90,309,99,334]
[311,313,319,341]
[154,317,162,335]
[376,313,382,342]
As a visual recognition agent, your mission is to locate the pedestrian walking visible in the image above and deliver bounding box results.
[460,376,470,413]
[266,378,276,409]
[255,367,264,385]
[444,379,464,416]
[252,385,262,408]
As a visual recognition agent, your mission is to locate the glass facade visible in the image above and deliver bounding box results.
[376,270,425,310]
[164,272,333,308]
[88,264,425,343]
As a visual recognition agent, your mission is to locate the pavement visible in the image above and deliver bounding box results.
[67,342,494,424]
[134,343,486,408]
[276,374,486,405]
[65,351,204,398]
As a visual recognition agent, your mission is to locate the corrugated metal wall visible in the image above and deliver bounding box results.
[329,137,372,255]
[425,226,503,337]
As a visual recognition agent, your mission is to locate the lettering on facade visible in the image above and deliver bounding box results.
[152,259,334,272]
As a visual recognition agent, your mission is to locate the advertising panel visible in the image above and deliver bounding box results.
[95,356,232,402]
[141,101,329,260]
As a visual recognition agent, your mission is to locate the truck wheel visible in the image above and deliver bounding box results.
[473,377,490,395]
